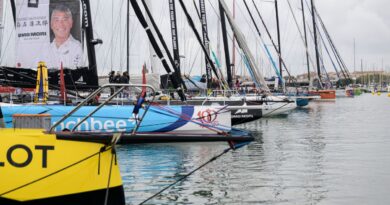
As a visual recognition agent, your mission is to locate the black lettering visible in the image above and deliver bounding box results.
[35,145,54,168]
[7,144,33,168]
[0,162,4,167]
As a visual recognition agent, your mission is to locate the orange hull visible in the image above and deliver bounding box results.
[309,90,336,100]
[318,90,336,99]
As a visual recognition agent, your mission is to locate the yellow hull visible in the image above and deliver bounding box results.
[0,129,124,204]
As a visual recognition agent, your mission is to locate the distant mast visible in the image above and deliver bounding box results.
[274,0,282,87]
[311,0,323,87]
[219,1,232,88]
[231,0,236,84]
[218,0,269,92]
[300,0,311,83]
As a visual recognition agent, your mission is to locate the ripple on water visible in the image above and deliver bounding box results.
[118,94,390,204]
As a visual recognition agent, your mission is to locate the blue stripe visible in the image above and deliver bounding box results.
[154,106,194,132]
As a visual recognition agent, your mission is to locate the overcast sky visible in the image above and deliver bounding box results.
[1,0,389,77]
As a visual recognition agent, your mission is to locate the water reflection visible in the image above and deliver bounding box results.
[117,95,390,204]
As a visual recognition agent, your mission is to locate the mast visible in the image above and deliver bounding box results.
[10,0,16,24]
[130,0,186,101]
[219,2,232,88]
[199,0,212,88]
[246,0,289,91]
[168,0,181,78]
[140,0,186,89]
[231,0,236,83]
[274,0,282,83]
[80,0,100,87]
[353,38,356,73]
[315,7,351,82]
[311,0,322,86]
[218,0,269,92]
[126,0,130,75]
[300,0,310,83]
[177,0,221,81]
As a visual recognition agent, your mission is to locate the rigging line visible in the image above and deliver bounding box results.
[243,0,283,85]
[304,19,333,84]
[188,0,228,89]
[205,0,243,65]
[310,2,351,80]
[0,145,113,197]
[188,47,202,76]
[302,0,343,79]
[104,141,119,205]
[101,2,134,74]
[219,0,270,92]
[140,0,186,89]
[205,0,247,78]
[317,25,342,79]
[177,0,222,84]
[0,1,16,64]
[241,1,295,87]
[111,0,114,70]
[92,0,102,28]
[138,146,233,205]
[130,0,186,101]
[286,0,319,78]
[150,103,231,133]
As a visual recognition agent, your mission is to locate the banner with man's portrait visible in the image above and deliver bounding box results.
[15,0,82,69]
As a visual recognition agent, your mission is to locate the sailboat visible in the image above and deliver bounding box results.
[0,0,253,139]
[154,0,296,121]
[0,99,125,204]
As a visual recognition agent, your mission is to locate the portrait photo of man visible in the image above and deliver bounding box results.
[45,3,82,69]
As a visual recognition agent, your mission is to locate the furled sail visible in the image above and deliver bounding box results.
[218,0,269,92]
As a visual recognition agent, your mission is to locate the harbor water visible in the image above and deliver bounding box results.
[118,93,390,205]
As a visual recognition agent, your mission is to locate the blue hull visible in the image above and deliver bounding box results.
[1,105,211,132]
[296,98,309,107]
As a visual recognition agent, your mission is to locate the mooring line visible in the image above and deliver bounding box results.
[138,147,233,205]
[0,145,112,197]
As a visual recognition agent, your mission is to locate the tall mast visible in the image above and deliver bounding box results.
[219,2,232,88]
[177,0,222,81]
[218,0,269,92]
[311,0,322,86]
[130,0,186,101]
[126,0,130,75]
[80,0,100,87]
[300,0,310,83]
[10,0,16,24]
[140,0,186,89]
[169,0,181,78]
[274,0,282,82]
[353,38,356,73]
[231,0,236,83]
[199,0,212,88]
